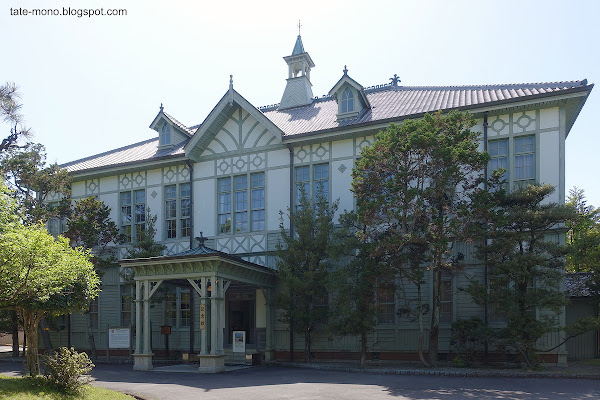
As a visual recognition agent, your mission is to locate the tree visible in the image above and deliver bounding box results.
[566,187,600,273]
[466,184,575,367]
[327,211,385,367]
[63,197,120,359]
[0,142,71,224]
[352,111,489,366]
[276,188,339,362]
[0,185,99,376]
[125,207,166,259]
[0,82,31,153]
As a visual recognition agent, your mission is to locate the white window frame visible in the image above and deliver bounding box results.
[120,189,146,243]
[217,172,265,235]
[160,123,171,146]
[294,163,330,207]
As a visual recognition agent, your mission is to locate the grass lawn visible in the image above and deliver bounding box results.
[0,375,134,399]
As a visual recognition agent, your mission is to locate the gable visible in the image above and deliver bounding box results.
[185,89,284,161]
[201,107,279,157]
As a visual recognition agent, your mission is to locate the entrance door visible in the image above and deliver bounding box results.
[226,290,255,345]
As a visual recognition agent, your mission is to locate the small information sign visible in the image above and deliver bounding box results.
[200,304,206,330]
[233,331,245,353]
[108,328,131,349]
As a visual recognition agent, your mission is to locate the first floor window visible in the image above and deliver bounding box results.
[314,293,329,325]
[376,284,395,324]
[165,288,190,328]
[121,286,132,326]
[440,277,453,323]
[88,297,99,329]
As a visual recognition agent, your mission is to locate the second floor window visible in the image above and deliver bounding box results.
[514,136,535,188]
[488,138,508,182]
[165,183,191,239]
[120,190,145,242]
[218,172,265,234]
[295,163,329,207]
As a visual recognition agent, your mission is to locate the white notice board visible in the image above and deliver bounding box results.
[233,331,246,353]
[108,328,131,349]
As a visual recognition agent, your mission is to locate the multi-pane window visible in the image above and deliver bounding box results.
[251,173,265,231]
[165,289,190,328]
[514,136,535,187]
[440,277,453,323]
[165,185,177,239]
[120,190,145,242]
[488,139,508,182]
[88,297,99,329]
[376,284,395,324]
[341,87,354,113]
[165,183,192,239]
[295,164,329,206]
[180,183,191,238]
[218,172,265,234]
[121,286,132,326]
[160,123,171,145]
[314,293,329,325]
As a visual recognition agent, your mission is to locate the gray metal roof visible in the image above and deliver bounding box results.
[262,80,590,136]
[62,80,591,174]
[163,111,194,135]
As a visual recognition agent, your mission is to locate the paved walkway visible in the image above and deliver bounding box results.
[2,360,600,400]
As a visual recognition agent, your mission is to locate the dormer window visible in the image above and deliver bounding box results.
[341,87,354,113]
[160,123,171,146]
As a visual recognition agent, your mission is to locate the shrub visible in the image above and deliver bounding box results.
[451,317,492,366]
[41,347,94,394]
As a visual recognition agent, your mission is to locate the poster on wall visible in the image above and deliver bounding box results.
[233,331,246,353]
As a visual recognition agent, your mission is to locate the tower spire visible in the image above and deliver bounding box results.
[279,31,315,110]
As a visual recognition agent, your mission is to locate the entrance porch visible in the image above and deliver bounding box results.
[120,243,277,373]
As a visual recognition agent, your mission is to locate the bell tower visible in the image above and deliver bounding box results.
[279,26,315,110]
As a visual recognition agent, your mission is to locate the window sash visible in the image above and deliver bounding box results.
[440,279,452,323]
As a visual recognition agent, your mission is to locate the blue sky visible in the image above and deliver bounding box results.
[2,0,598,205]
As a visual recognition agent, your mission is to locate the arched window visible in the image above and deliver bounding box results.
[160,123,171,145]
[341,87,354,113]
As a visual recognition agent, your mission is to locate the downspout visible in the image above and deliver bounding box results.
[287,144,295,362]
[187,159,195,356]
[482,112,489,357]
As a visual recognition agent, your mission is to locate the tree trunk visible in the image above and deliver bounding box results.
[22,310,41,376]
[11,311,19,358]
[304,329,312,362]
[360,330,367,367]
[39,319,53,351]
[416,285,430,367]
[428,267,441,367]
[86,312,97,360]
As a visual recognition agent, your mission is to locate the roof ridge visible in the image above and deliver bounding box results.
[163,111,193,134]
[60,137,158,168]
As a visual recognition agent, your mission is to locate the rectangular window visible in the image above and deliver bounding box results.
[295,164,329,207]
[88,297,99,329]
[440,277,453,323]
[120,190,145,242]
[218,177,232,234]
[165,185,177,239]
[121,286,132,326]
[251,172,265,231]
[488,139,508,183]
[376,284,395,324]
[180,183,191,238]
[218,173,266,234]
[165,289,190,328]
[180,291,191,327]
[314,293,329,324]
[514,136,535,187]
[166,293,177,326]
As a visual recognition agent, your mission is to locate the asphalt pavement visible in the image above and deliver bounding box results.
[2,360,600,400]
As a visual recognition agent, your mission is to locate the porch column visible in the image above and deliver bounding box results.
[200,277,208,355]
[217,279,228,354]
[135,280,141,354]
[262,288,275,361]
[210,276,218,355]
[133,280,153,370]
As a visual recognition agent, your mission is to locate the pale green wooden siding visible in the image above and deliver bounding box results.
[566,299,598,359]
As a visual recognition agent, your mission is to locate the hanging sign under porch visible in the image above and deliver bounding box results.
[233,331,246,353]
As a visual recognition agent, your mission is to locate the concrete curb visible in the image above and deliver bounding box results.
[270,361,600,380]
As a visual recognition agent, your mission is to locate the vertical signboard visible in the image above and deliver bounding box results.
[233,331,246,353]
[200,304,206,330]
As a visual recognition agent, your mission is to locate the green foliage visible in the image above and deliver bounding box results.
[327,211,384,366]
[352,111,489,366]
[125,207,166,259]
[1,82,31,153]
[565,187,600,273]
[64,196,120,270]
[450,317,493,366]
[276,187,339,362]
[466,184,575,368]
[0,143,71,224]
[41,347,94,394]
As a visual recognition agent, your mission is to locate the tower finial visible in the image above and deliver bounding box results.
[390,74,401,87]
[298,20,302,36]
[160,103,164,112]
[343,65,348,75]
